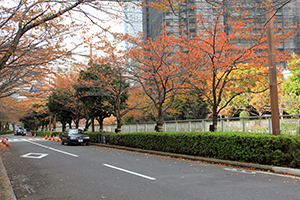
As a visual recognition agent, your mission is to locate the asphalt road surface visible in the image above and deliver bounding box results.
[1,134,300,200]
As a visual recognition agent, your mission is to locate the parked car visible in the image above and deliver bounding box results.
[23,129,32,137]
[15,128,25,136]
[61,129,89,146]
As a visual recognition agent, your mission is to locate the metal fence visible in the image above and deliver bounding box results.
[56,114,300,135]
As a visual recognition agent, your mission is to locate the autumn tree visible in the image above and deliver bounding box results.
[183,3,296,131]
[0,0,151,99]
[127,27,189,132]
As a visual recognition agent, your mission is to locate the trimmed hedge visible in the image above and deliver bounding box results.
[0,130,14,135]
[92,131,300,168]
[35,131,63,137]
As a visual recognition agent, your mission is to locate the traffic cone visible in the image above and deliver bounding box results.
[1,136,4,143]
[3,137,6,145]
[6,139,10,147]
[56,136,60,142]
[52,135,55,141]
[45,134,48,140]
[34,133,36,137]
[49,134,52,140]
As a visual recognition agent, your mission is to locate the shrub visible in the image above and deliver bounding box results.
[94,131,300,168]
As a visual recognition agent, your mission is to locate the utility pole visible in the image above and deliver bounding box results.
[266,0,280,135]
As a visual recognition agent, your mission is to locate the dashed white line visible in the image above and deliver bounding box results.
[26,140,78,157]
[103,164,156,181]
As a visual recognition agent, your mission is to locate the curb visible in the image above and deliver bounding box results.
[0,157,17,200]
[91,143,300,176]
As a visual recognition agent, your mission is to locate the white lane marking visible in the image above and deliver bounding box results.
[103,164,156,181]
[7,138,43,142]
[223,168,300,180]
[26,140,78,158]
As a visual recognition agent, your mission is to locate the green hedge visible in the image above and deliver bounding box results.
[35,131,63,137]
[0,130,14,135]
[93,131,300,168]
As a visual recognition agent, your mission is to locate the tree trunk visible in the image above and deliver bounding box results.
[84,118,92,131]
[53,115,56,131]
[96,117,104,132]
[116,117,122,133]
[212,104,218,132]
[75,119,79,129]
[156,112,163,132]
[62,123,66,132]
[68,121,72,129]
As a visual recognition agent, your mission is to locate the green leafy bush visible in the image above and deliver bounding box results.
[36,131,63,137]
[0,130,14,135]
[94,131,300,168]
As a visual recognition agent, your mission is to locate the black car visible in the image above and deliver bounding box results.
[61,129,90,146]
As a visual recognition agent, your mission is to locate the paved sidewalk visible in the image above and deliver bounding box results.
[0,157,16,200]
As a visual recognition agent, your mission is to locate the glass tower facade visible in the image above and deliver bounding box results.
[124,1,143,50]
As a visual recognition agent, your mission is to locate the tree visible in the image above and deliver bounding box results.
[281,54,300,114]
[76,64,112,132]
[183,3,295,131]
[165,92,208,120]
[0,0,150,99]
[32,104,50,131]
[128,28,188,132]
[47,72,83,130]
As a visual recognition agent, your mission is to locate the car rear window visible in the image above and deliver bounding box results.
[69,129,83,134]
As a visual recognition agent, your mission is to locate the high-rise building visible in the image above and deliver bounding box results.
[124,1,143,50]
[142,0,300,67]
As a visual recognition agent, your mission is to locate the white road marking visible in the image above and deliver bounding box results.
[223,168,300,180]
[8,138,43,142]
[26,140,78,158]
[103,164,156,181]
[21,153,48,159]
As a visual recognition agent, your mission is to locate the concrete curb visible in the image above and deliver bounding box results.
[0,157,17,200]
[91,143,300,176]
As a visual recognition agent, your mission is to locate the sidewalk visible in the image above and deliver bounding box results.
[0,157,17,200]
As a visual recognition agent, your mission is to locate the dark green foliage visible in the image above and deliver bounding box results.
[36,131,63,137]
[0,130,14,135]
[93,131,300,168]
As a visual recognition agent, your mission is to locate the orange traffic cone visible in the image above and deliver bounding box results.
[3,137,7,145]
[1,136,4,143]
[34,133,36,137]
[52,135,55,141]
[45,134,48,140]
[56,136,60,142]
[6,139,10,147]
[49,134,52,140]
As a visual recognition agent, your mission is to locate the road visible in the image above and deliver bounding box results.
[1,134,300,200]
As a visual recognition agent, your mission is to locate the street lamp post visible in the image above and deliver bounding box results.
[266,0,280,135]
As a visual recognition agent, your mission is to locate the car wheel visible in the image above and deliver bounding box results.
[86,143,89,146]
